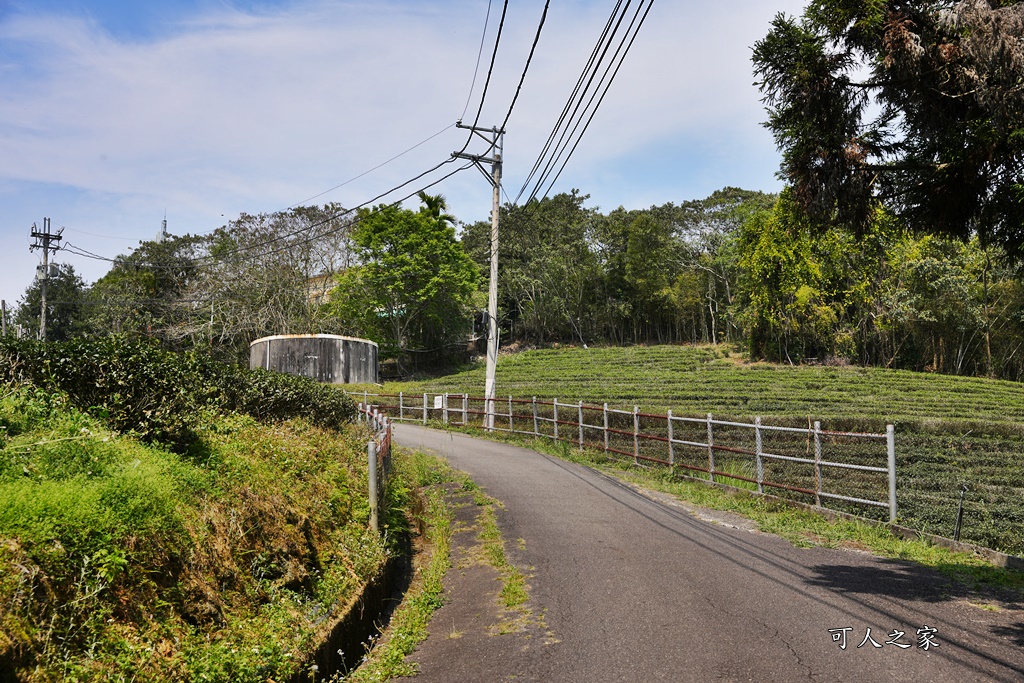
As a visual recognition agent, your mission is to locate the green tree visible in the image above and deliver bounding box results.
[331,196,479,358]
[86,234,204,342]
[15,264,88,341]
[664,188,777,343]
[735,192,827,361]
[462,191,599,345]
[753,1,1024,256]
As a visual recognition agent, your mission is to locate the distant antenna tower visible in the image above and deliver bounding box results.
[157,211,168,242]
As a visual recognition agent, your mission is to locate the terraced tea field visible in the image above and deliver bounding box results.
[376,345,1024,556]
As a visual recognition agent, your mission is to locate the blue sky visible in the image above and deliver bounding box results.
[0,0,807,310]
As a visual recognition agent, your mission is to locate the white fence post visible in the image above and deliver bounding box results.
[463,394,468,425]
[706,413,715,482]
[532,397,538,436]
[603,403,609,453]
[423,393,428,425]
[633,406,640,464]
[814,421,822,508]
[887,424,897,523]
[399,392,404,421]
[368,440,379,534]
[509,396,514,432]
[667,410,675,468]
[553,400,559,440]
[755,416,764,494]
[578,401,584,446]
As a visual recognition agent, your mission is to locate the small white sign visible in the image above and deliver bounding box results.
[434,396,444,409]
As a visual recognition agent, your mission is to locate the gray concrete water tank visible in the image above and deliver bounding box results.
[249,334,379,385]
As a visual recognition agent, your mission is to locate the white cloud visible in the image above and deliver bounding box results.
[0,0,806,305]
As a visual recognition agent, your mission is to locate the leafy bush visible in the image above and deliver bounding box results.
[216,363,358,432]
[0,337,355,452]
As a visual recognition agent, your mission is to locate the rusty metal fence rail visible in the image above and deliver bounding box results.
[357,403,392,534]
[350,391,897,523]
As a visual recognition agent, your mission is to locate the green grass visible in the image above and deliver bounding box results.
[354,344,1024,556]
[0,385,387,683]
[343,452,458,682]
[476,506,529,610]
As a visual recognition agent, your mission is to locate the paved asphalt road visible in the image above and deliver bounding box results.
[393,424,1024,682]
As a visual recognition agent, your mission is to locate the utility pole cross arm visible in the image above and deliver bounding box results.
[28,218,63,342]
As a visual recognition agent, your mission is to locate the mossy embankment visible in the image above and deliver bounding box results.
[0,338,408,682]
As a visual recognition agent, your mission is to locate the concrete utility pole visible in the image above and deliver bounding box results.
[29,218,63,342]
[1,299,6,337]
[454,122,503,430]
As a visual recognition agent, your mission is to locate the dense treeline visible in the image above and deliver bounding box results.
[464,187,1024,381]
[10,204,357,361]
[461,188,774,347]
[8,187,1024,381]
[8,197,477,366]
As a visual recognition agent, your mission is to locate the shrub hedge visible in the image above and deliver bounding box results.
[0,337,356,451]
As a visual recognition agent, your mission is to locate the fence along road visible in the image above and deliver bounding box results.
[392,423,1023,682]
[355,391,897,523]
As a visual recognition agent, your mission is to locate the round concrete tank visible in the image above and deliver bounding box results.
[249,334,379,385]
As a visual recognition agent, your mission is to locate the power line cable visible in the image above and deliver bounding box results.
[514,0,623,204]
[520,0,648,206]
[60,2,511,271]
[181,0,508,265]
[498,0,550,133]
[279,1,501,210]
[62,156,470,269]
[536,0,654,201]
[461,0,495,121]
[216,162,474,265]
[465,0,509,131]
[191,0,511,264]
[289,123,455,208]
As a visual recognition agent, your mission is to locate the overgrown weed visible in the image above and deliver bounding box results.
[0,385,385,682]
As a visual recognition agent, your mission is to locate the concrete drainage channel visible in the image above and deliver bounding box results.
[291,405,404,680]
[290,536,413,683]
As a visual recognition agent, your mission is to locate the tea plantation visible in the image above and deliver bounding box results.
[382,344,1024,556]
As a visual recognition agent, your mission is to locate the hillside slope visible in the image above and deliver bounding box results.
[0,387,393,682]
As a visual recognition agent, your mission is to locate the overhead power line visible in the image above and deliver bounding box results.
[59,1,514,272]
[498,0,550,134]
[516,0,655,206]
[516,0,624,204]
[461,0,495,121]
[289,123,456,208]
[535,0,654,201]
[285,0,503,211]
[163,0,510,267]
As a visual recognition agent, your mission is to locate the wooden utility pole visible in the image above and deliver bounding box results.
[454,122,503,430]
[29,218,63,342]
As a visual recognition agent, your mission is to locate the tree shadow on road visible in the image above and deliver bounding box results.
[806,560,1024,609]
[806,560,955,602]
[990,622,1024,647]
